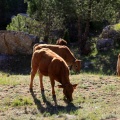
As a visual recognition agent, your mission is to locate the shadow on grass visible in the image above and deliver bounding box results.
[30,89,79,115]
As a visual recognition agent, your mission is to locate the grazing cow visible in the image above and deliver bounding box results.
[56,38,67,46]
[117,54,120,76]
[30,48,77,102]
[33,44,81,73]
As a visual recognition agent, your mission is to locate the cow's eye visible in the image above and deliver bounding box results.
[76,66,77,67]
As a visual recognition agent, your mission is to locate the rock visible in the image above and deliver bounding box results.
[84,61,94,69]
[0,30,39,55]
[101,25,118,39]
[98,25,120,51]
[65,114,77,120]
[96,38,114,51]
[0,54,31,74]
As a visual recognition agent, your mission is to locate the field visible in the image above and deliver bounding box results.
[0,46,120,120]
[0,72,120,120]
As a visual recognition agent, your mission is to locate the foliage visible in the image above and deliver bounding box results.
[24,0,64,42]
[113,23,120,31]
[0,0,18,13]
[5,0,120,52]
[63,29,70,43]
[6,14,45,40]
[80,47,120,75]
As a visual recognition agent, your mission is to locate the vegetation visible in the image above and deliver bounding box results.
[5,0,120,53]
[7,14,45,39]
[0,72,120,119]
[1,1,120,119]
[114,23,120,31]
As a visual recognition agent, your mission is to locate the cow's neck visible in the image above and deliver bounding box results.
[67,58,76,66]
[60,76,71,87]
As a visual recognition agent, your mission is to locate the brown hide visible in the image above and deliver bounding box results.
[117,54,120,76]
[30,48,77,102]
[33,44,81,73]
[56,38,67,46]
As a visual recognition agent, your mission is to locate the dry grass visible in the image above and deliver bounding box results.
[0,72,120,120]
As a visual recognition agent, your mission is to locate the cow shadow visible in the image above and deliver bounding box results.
[30,89,80,115]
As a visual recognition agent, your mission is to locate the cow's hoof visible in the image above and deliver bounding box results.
[41,88,44,92]
[29,88,33,92]
[41,89,44,94]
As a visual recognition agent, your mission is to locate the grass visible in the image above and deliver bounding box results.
[12,97,33,107]
[0,75,20,86]
[0,44,120,119]
[0,72,120,120]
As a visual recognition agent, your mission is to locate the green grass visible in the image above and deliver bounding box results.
[0,75,20,86]
[12,97,33,107]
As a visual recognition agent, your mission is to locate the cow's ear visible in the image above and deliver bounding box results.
[58,85,64,88]
[72,84,78,89]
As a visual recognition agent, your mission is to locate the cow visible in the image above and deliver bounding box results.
[56,38,67,46]
[33,44,81,73]
[117,53,120,76]
[30,48,77,102]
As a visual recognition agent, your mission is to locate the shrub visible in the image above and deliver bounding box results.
[6,14,45,40]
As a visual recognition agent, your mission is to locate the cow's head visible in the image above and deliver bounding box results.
[58,84,77,102]
[71,59,81,73]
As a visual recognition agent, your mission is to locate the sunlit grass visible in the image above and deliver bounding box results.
[0,75,20,86]
[12,97,33,107]
[0,71,120,119]
[103,84,117,94]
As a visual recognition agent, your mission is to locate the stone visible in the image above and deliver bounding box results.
[96,38,114,51]
[0,30,39,55]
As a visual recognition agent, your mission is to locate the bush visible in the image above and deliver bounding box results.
[6,14,45,40]
[113,23,120,31]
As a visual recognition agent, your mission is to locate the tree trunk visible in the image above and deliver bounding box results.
[44,14,51,43]
[79,0,92,55]
[78,16,82,45]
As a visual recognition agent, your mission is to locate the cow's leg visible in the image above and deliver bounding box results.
[49,77,56,96]
[30,64,38,89]
[118,72,120,76]
[38,72,44,91]
[50,77,58,106]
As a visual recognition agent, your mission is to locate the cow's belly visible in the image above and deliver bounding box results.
[41,71,48,76]
[38,67,49,76]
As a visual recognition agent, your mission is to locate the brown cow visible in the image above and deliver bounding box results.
[33,44,81,73]
[56,38,67,46]
[117,53,120,76]
[30,48,77,102]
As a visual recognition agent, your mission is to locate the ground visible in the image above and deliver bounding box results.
[0,72,120,120]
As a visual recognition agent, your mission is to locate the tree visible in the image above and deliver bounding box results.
[6,14,45,39]
[24,0,64,42]
[75,0,120,54]
[7,0,120,54]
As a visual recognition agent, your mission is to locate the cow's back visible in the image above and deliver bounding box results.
[34,44,75,65]
[32,48,68,77]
